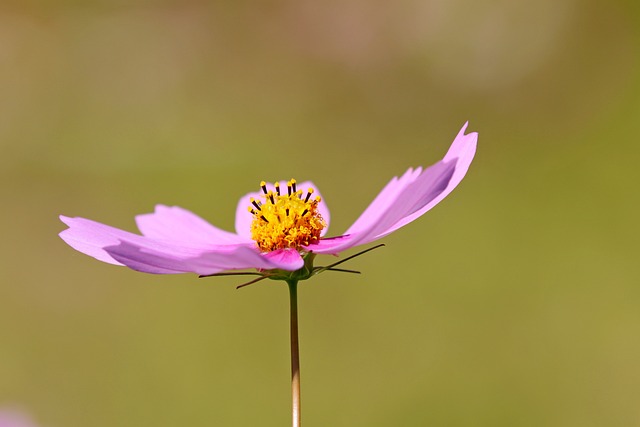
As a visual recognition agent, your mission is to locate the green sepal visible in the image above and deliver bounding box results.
[199,244,384,289]
[266,252,317,282]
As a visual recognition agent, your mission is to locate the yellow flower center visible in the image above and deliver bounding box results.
[249,179,326,252]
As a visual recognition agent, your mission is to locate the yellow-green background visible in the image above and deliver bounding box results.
[1,1,639,426]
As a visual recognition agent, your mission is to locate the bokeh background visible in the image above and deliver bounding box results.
[1,0,639,426]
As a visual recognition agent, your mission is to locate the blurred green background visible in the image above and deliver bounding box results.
[1,0,639,426]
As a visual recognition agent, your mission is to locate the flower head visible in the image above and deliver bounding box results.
[59,123,477,280]
[249,180,326,252]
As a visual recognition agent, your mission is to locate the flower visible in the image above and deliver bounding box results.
[59,123,477,278]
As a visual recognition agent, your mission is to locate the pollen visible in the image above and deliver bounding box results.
[249,180,326,252]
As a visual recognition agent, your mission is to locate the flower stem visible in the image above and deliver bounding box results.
[287,279,301,427]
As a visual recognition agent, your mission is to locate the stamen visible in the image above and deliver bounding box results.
[287,181,292,196]
[301,208,308,217]
[260,215,269,223]
[291,179,297,193]
[275,182,281,196]
[268,192,275,204]
[304,188,314,203]
[251,198,261,211]
[261,181,268,194]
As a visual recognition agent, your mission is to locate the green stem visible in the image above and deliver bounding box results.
[287,280,301,427]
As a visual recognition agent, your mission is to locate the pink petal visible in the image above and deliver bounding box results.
[306,235,355,253]
[60,215,215,272]
[342,166,424,236]
[59,215,137,265]
[105,241,298,275]
[261,248,304,271]
[307,161,454,253]
[60,215,304,275]
[308,123,477,254]
[103,237,233,274]
[380,122,477,235]
[135,205,249,246]
[235,180,331,239]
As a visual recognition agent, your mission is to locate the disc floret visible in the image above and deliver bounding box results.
[249,180,326,252]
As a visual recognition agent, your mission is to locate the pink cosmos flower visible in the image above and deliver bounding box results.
[59,123,477,279]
